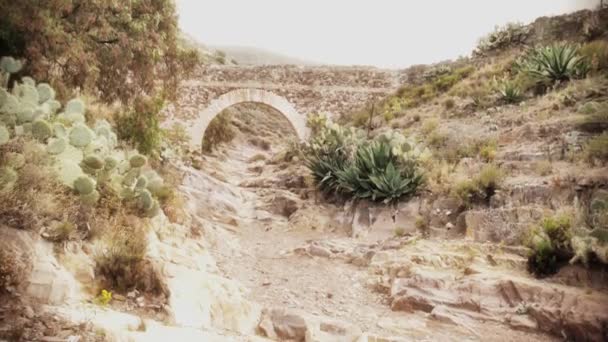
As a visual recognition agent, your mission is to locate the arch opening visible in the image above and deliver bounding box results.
[188,89,309,148]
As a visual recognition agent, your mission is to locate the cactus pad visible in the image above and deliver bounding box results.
[47,137,67,154]
[129,154,147,168]
[69,124,94,147]
[83,154,105,170]
[36,83,55,103]
[0,125,9,145]
[65,99,85,115]
[80,190,100,206]
[73,176,96,195]
[0,57,22,74]
[32,119,53,141]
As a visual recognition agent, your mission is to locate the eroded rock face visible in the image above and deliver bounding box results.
[464,207,544,245]
[0,226,81,305]
[371,240,608,342]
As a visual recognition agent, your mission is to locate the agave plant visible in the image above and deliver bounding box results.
[520,44,589,84]
[336,141,423,203]
[305,146,348,194]
[494,77,522,104]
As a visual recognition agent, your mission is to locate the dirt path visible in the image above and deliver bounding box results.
[184,131,558,341]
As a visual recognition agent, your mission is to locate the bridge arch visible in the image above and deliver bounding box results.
[188,88,310,147]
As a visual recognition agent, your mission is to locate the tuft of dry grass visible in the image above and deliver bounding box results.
[533,161,553,176]
[94,214,166,294]
[451,164,505,207]
[0,139,79,231]
[584,133,608,165]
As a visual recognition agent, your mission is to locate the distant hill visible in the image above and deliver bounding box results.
[210,45,318,66]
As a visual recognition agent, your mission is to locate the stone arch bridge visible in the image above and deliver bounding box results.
[162,64,410,148]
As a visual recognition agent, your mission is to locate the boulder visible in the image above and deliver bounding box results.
[258,308,363,342]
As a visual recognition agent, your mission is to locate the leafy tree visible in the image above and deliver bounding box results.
[0,0,199,104]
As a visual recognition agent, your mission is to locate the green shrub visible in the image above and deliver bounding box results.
[519,44,589,85]
[202,112,236,152]
[527,237,559,277]
[527,214,573,277]
[452,164,504,206]
[114,96,164,157]
[478,140,497,162]
[584,133,608,164]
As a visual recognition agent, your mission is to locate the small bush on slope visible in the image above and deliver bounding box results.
[451,164,504,207]
[202,112,236,152]
[94,214,165,294]
[114,96,164,157]
[579,40,608,73]
[584,133,608,165]
[526,215,573,277]
[577,101,608,133]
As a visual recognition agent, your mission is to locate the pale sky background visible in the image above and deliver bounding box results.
[177,0,598,68]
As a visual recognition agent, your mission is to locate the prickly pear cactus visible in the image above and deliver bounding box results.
[82,154,105,170]
[53,123,67,138]
[135,175,148,189]
[32,119,53,141]
[0,125,9,145]
[73,176,96,195]
[80,190,100,206]
[47,137,68,155]
[5,152,25,169]
[0,57,22,74]
[0,167,18,191]
[130,154,147,168]
[69,124,94,147]
[0,57,165,218]
[65,99,85,115]
[137,189,154,211]
[104,157,118,171]
[36,83,55,103]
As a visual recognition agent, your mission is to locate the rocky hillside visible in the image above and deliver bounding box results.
[1,6,607,342]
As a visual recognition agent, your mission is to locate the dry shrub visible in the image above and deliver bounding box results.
[94,214,166,295]
[0,245,27,294]
[160,189,188,225]
[580,40,608,73]
[202,112,236,152]
[249,136,271,150]
[0,139,79,231]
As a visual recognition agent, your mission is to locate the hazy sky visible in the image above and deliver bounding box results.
[177,0,597,68]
